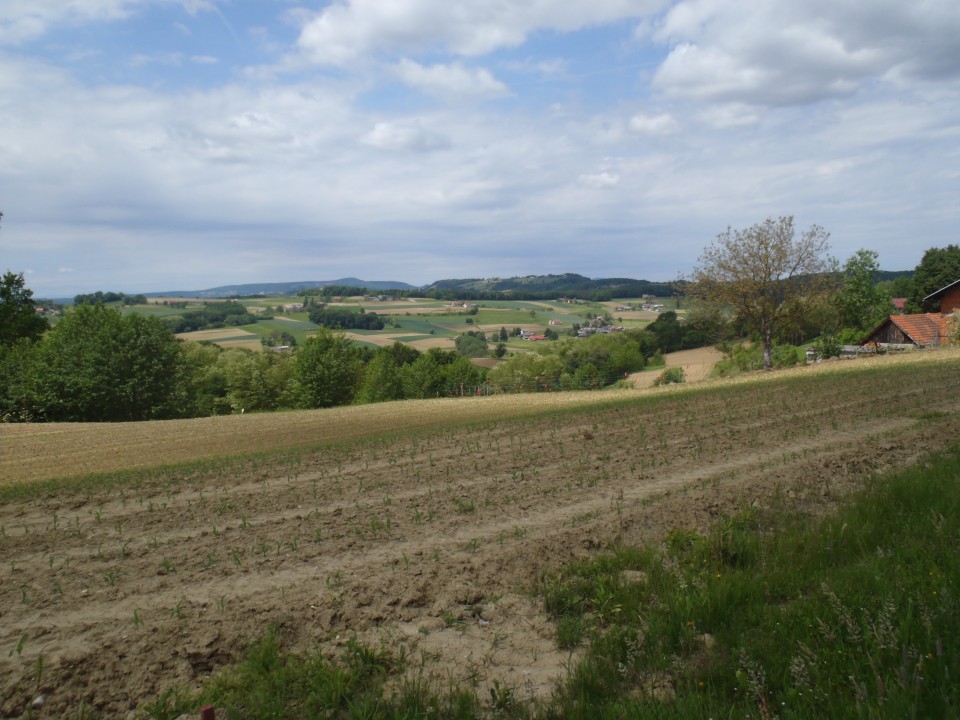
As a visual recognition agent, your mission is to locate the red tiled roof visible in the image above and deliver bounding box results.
[890,313,954,346]
[891,297,907,310]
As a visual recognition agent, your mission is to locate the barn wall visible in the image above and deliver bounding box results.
[865,321,910,345]
[940,286,960,314]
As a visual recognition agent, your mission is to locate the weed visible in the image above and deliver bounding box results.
[454,497,476,514]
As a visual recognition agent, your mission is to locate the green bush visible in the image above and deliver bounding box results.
[653,367,686,386]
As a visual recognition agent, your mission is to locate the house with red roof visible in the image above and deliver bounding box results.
[861,279,959,349]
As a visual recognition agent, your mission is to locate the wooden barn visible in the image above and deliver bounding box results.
[861,314,954,348]
[862,277,959,349]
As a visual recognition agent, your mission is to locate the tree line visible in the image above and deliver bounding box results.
[74,291,147,306]
[0,302,491,422]
[163,301,260,333]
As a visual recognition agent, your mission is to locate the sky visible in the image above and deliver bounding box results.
[1,1,959,297]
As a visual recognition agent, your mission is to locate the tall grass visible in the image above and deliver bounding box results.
[539,449,960,719]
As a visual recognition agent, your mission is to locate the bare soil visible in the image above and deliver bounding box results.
[628,346,724,387]
[1,351,959,718]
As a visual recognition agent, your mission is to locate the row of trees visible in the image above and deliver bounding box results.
[308,306,385,330]
[164,301,260,333]
[74,291,147,306]
[0,302,488,422]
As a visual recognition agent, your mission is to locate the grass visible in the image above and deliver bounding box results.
[145,631,482,720]
[538,450,960,719]
[141,443,960,719]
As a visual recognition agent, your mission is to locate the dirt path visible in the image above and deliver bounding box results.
[1,352,959,717]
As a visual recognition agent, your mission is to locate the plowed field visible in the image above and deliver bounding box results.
[2,351,959,717]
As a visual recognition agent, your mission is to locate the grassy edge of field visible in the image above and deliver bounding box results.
[141,441,960,720]
[4,349,959,501]
[0,388,662,502]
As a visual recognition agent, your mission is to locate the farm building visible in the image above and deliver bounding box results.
[924,278,960,314]
[860,314,954,348]
[862,277,960,349]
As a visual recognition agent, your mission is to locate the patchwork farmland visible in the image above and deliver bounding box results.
[1,350,958,716]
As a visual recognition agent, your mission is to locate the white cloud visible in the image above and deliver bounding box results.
[394,59,508,99]
[579,172,621,188]
[0,1,152,45]
[296,0,667,65]
[629,112,679,135]
[697,103,759,129]
[361,121,450,152]
[1,1,957,295]
[651,0,960,106]
[0,0,223,45]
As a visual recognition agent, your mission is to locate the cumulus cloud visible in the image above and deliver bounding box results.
[296,0,667,65]
[651,0,960,106]
[394,59,509,99]
[629,112,679,135]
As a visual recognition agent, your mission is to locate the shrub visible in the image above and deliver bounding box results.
[653,367,685,386]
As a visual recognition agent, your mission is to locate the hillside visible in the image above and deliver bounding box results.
[424,273,677,298]
[144,278,417,298]
[1,349,957,717]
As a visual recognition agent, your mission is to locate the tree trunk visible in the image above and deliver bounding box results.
[762,329,773,370]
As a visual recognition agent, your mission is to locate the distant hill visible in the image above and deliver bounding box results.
[423,274,677,300]
[144,279,417,298]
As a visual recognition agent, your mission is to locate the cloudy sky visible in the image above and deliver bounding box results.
[1,0,958,296]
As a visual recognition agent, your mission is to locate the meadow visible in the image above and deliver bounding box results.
[1,350,957,717]
[112,295,673,352]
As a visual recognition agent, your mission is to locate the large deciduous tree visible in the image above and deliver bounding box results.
[33,304,185,421]
[295,327,363,408]
[686,216,837,370]
[0,270,49,346]
[834,249,891,332]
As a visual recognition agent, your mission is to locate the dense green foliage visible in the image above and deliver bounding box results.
[0,270,48,346]
[489,330,659,391]
[295,328,365,408]
[164,301,260,333]
[25,305,184,421]
[910,244,960,311]
[308,305,385,330]
[646,310,722,353]
[832,249,892,331]
[74,290,148,305]
[454,331,489,358]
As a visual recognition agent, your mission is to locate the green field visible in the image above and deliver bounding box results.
[110,296,680,353]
